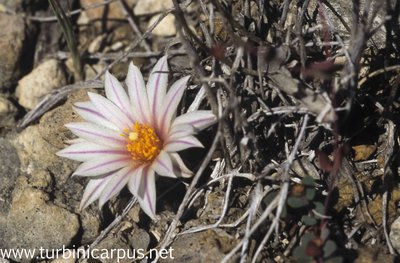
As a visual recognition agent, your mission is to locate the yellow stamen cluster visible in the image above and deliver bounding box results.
[122,122,162,162]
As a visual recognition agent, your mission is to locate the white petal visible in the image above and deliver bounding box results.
[126,62,151,124]
[167,124,195,142]
[146,56,169,123]
[98,166,134,208]
[80,175,112,210]
[157,76,190,137]
[172,110,216,131]
[88,92,132,130]
[57,141,127,162]
[136,167,156,219]
[170,153,193,178]
[66,138,86,144]
[104,71,134,121]
[127,165,144,195]
[74,101,118,131]
[73,155,132,176]
[164,135,204,152]
[151,150,176,178]
[65,122,126,147]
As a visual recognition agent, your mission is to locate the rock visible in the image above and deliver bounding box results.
[29,169,52,189]
[38,89,90,149]
[80,209,102,244]
[38,89,102,240]
[390,216,400,253]
[0,95,17,127]
[134,0,172,15]
[12,125,76,180]
[163,229,237,263]
[355,245,395,263]
[0,0,24,12]
[16,59,67,109]
[84,62,106,80]
[0,13,26,91]
[50,252,76,263]
[85,221,139,263]
[0,138,20,215]
[88,34,105,53]
[12,123,85,213]
[129,228,150,252]
[0,177,80,262]
[149,14,176,36]
[79,0,138,29]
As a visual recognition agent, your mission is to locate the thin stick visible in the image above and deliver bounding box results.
[29,0,117,22]
[88,197,137,249]
[251,115,309,262]
[117,0,152,52]
[158,122,222,252]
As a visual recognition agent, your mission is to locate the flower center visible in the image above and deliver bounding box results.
[121,122,162,163]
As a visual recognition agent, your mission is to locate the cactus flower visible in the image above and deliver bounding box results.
[57,56,215,219]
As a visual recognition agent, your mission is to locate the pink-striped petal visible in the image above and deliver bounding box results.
[65,122,126,147]
[80,175,112,210]
[158,76,190,137]
[136,167,156,219]
[98,166,134,208]
[73,155,132,176]
[88,92,132,130]
[167,124,195,142]
[104,71,134,122]
[151,150,176,178]
[146,56,169,123]
[127,165,145,195]
[66,138,86,144]
[172,110,216,131]
[164,135,204,152]
[126,62,151,124]
[170,153,193,178]
[57,141,127,162]
[74,101,118,131]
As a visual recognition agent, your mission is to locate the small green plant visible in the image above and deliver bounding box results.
[48,0,83,79]
[286,176,343,262]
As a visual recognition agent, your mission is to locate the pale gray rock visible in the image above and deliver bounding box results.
[163,229,238,263]
[79,0,137,29]
[0,13,26,91]
[11,124,83,212]
[12,125,75,179]
[0,95,17,127]
[16,59,67,109]
[50,253,76,263]
[0,138,20,215]
[0,177,80,262]
[0,0,25,12]
[82,221,140,263]
[134,0,172,15]
[390,216,400,253]
[149,14,176,36]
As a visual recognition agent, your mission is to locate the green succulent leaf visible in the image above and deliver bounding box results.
[287,196,308,208]
[313,201,325,215]
[302,215,317,226]
[306,188,316,200]
[323,240,337,258]
[302,175,315,186]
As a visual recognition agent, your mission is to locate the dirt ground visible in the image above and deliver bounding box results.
[1,0,400,262]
